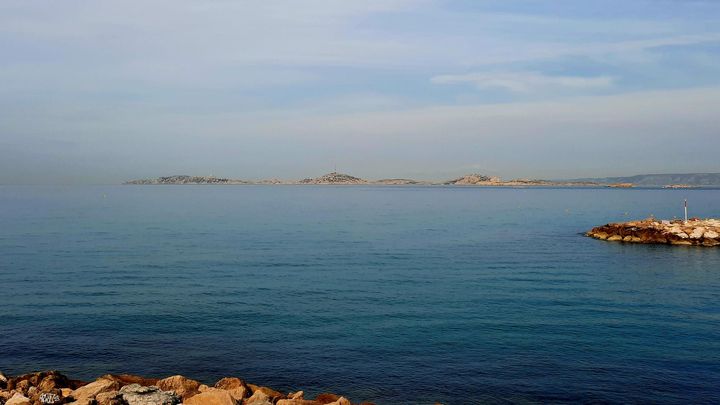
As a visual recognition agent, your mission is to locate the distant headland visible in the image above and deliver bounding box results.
[124,172,720,187]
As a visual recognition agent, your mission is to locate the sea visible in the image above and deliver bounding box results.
[1,185,719,404]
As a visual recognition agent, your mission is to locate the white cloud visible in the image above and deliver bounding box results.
[431,72,615,92]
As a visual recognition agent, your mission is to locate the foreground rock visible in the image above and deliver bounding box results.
[156,375,200,401]
[587,218,720,246]
[213,378,246,401]
[119,384,179,405]
[0,371,381,405]
[69,377,120,403]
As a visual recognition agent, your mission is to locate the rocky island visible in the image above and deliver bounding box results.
[0,370,373,405]
[298,172,368,185]
[440,174,596,186]
[124,172,598,187]
[124,175,250,185]
[587,218,720,246]
[662,184,696,189]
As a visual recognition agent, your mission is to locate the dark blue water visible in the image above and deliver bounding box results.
[1,186,719,404]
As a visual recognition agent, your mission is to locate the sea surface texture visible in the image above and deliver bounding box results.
[1,186,719,404]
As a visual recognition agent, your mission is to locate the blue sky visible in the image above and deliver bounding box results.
[1,0,719,183]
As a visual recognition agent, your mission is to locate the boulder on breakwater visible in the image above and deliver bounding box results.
[587,218,720,246]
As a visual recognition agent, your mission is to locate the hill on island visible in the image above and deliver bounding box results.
[443,174,501,185]
[566,173,720,186]
[299,172,368,184]
[124,175,250,185]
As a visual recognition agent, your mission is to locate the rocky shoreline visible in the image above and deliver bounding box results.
[586,218,720,246]
[0,371,382,405]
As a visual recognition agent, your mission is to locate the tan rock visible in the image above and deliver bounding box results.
[671,239,693,246]
[244,390,273,405]
[276,400,319,405]
[0,390,13,401]
[607,235,622,241]
[34,372,74,393]
[14,381,30,395]
[288,391,304,399]
[704,230,719,239]
[247,385,284,402]
[156,375,200,401]
[690,227,705,239]
[99,374,159,388]
[214,378,247,401]
[61,388,73,398]
[5,393,31,405]
[326,398,351,405]
[185,390,237,405]
[71,378,120,403]
[7,371,79,393]
[96,391,124,405]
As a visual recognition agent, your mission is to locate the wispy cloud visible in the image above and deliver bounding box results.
[431,72,614,92]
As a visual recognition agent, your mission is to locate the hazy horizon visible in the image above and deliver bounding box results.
[2,1,720,184]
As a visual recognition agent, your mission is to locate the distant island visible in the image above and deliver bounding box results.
[124,172,720,187]
[565,173,720,187]
[124,173,597,187]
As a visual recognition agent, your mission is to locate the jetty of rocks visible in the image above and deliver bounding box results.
[0,370,384,405]
[587,218,720,246]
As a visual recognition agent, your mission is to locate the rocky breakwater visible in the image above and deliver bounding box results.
[0,371,375,405]
[587,218,720,246]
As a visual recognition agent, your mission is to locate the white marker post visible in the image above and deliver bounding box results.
[684,199,688,223]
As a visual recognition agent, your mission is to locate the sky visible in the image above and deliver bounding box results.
[1,0,719,184]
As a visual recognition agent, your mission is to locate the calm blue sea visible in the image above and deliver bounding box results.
[1,186,719,404]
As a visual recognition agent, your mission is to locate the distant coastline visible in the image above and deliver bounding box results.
[123,173,598,187]
[124,172,720,187]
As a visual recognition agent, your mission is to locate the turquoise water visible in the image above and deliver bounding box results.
[1,185,719,404]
